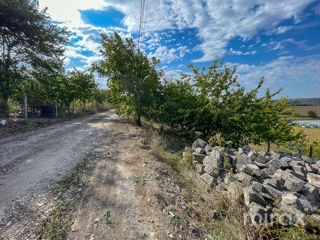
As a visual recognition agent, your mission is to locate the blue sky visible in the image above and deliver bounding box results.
[39,0,320,98]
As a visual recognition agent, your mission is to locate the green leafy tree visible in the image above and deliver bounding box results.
[68,70,96,111]
[151,79,199,136]
[12,59,66,114]
[181,58,240,139]
[95,32,161,125]
[13,78,49,114]
[166,58,296,147]
[0,0,69,108]
[53,74,76,113]
[94,89,111,104]
[217,79,264,147]
[249,89,296,151]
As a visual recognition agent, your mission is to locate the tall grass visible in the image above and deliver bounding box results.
[251,127,320,159]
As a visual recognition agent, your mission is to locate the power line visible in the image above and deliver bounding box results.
[137,0,146,52]
[142,0,149,35]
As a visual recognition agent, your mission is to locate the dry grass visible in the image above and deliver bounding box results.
[299,127,320,141]
[251,127,320,158]
[293,105,320,117]
[250,143,294,154]
[39,154,93,240]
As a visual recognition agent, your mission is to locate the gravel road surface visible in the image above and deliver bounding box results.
[0,111,115,221]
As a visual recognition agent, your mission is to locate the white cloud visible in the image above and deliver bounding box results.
[191,0,315,62]
[234,55,320,95]
[104,0,314,62]
[39,0,107,28]
[276,26,293,34]
[229,48,243,55]
[85,55,104,68]
[39,0,131,68]
[63,57,71,65]
[163,68,183,81]
[64,46,86,59]
[40,0,316,65]
[94,76,107,88]
[148,45,188,63]
[229,48,257,55]
[261,38,308,53]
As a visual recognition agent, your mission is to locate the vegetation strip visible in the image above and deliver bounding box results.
[38,153,96,239]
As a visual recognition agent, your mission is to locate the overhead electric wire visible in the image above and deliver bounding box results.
[137,0,146,53]
[142,0,149,36]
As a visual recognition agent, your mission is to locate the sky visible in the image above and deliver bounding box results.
[39,0,320,98]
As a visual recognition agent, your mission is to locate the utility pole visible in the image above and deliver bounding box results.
[54,99,58,118]
[24,95,28,120]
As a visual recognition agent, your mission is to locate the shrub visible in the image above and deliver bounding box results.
[308,110,318,118]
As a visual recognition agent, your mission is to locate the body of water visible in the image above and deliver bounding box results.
[293,120,320,127]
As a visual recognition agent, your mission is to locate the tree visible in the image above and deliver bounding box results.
[95,32,161,125]
[0,0,69,108]
[68,70,96,111]
[93,89,111,106]
[250,89,296,151]
[149,79,199,136]
[164,58,296,147]
[181,58,240,140]
[308,110,317,118]
[54,74,76,113]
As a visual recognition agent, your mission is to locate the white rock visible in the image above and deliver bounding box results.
[307,173,320,188]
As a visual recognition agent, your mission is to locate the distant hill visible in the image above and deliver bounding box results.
[286,98,320,106]
[272,98,320,106]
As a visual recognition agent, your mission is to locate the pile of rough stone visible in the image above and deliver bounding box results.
[185,139,320,224]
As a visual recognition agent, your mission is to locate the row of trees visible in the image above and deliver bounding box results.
[0,0,107,115]
[96,32,297,147]
[13,70,105,115]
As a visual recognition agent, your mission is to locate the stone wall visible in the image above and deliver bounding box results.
[185,139,320,225]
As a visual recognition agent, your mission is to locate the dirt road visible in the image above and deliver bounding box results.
[0,110,204,239]
[0,111,115,220]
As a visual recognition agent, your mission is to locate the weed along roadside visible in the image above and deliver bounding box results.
[39,154,96,239]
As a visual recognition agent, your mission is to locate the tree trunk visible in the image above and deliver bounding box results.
[1,95,9,117]
[136,113,141,126]
[3,95,8,106]
[160,123,164,134]
[267,142,271,153]
[135,105,141,126]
